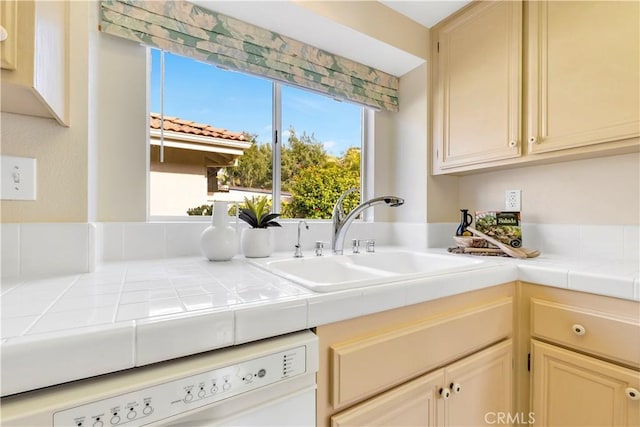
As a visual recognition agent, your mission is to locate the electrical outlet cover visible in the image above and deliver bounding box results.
[505,190,521,211]
[1,156,37,200]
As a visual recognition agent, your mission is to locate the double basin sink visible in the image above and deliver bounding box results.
[252,250,486,292]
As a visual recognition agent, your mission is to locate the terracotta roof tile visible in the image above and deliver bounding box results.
[150,113,247,142]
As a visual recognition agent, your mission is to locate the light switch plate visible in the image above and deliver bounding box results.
[1,156,37,200]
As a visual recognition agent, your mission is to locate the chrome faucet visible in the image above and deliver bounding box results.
[331,188,404,255]
[294,220,309,257]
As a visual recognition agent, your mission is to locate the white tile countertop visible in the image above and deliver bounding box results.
[1,248,638,396]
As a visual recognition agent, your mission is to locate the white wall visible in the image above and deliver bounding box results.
[293,0,429,60]
[375,63,428,223]
[374,57,461,230]
[150,171,208,216]
[0,1,91,222]
[0,1,147,223]
[95,31,147,221]
[459,152,640,225]
[391,63,429,224]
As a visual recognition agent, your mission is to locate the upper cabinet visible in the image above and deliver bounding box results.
[1,0,69,126]
[432,0,640,175]
[432,0,522,170]
[527,1,639,154]
[1,0,18,70]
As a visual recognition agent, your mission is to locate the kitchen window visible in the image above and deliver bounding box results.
[149,49,366,219]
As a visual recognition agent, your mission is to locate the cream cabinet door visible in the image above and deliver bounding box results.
[0,0,18,70]
[0,0,68,125]
[433,0,522,171]
[331,370,443,427]
[331,340,513,427]
[444,340,513,426]
[527,1,640,153]
[531,340,640,426]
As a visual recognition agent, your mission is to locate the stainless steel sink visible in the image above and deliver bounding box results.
[253,250,485,292]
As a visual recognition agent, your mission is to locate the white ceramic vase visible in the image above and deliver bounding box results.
[200,201,237,261]
[241,228,274,258]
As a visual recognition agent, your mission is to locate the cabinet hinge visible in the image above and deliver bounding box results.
[527,353,531,372]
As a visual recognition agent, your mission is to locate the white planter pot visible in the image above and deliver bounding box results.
[241,228,274,258]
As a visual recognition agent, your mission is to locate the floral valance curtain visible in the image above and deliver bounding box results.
[100,0,399,112]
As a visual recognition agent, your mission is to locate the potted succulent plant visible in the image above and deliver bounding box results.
[239,196,281,257]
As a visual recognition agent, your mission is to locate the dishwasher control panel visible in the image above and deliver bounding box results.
[53,345,307,427]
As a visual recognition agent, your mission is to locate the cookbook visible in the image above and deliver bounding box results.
[475,211,522,248]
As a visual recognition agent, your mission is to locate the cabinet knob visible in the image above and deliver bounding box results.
[572,324,586,336]
[439,387,451,400]
[450,382,462,394]
[626,387,640,400]
[508,140,518,148]
[529,136,537,144]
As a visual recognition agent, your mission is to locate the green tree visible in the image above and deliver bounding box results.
[225,133,272,189]
[282,162,360,219]
[217,126,360,220]
[281,127,328,191]
[339,147,361,172]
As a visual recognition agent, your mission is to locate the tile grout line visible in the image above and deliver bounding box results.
[168,274,189,312]
[20,275,83,336]
[17,223,23,280]
[111,267,128,324]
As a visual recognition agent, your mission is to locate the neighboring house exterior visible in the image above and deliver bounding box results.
[149,113,252,216]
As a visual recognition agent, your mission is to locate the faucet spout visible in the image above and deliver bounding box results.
[331,189,404,255]
[332,188,359,224]
[294,220,309,258]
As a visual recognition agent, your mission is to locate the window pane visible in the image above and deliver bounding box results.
[149,49,364,220]
[280,85,362,219]
[149,49,272,216]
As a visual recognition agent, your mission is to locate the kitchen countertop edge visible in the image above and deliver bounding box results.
[1,249,638,396]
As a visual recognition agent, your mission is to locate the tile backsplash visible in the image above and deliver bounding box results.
[431,223,639,262]
[97,221,395,262]
[1,223,93,279]
[523,223,639,262]
[2,221,637,279]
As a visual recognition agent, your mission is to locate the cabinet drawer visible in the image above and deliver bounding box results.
[531,298,640,367]
[330,298,512,408]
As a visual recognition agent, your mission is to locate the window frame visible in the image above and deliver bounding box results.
[148,48,372,221]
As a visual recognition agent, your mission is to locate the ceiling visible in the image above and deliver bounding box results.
[380,1,471,28]
[191,1,470,76]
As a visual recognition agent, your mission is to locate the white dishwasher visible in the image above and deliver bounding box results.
[1,331,318,427]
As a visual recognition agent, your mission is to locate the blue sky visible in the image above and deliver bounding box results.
[149,49,361,156]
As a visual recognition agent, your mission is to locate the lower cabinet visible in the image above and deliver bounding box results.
[531,340,640,426]
[520,283,640,427]
[314,284,515,427]
[316,283,640,427]
[331,340,513,427]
